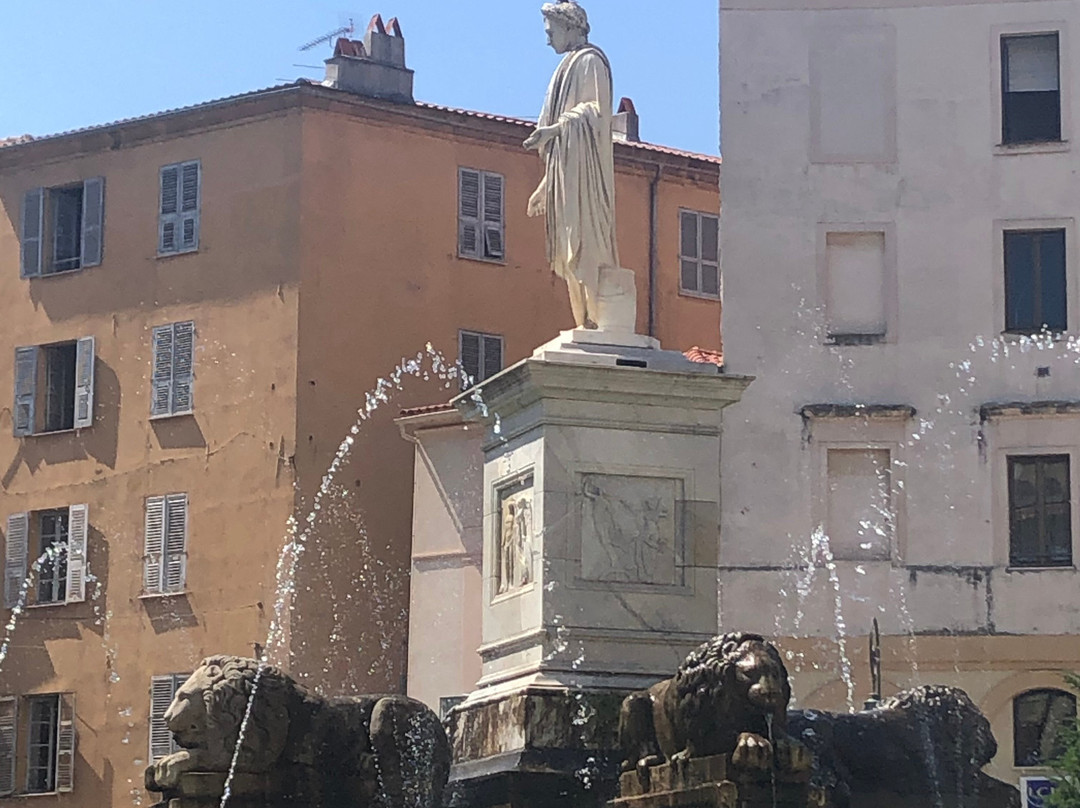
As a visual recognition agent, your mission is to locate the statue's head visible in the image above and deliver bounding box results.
[542,1,589,53]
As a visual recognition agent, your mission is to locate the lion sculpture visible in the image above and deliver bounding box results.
[619,632,810,774]
[790,684,1020,808]
[144,655,451,808]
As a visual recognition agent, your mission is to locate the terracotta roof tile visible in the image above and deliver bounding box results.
[333,38,366,58]
[399,402,456,418]
[684,346,724,366]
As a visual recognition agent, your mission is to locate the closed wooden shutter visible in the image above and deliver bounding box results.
[149,676,178,761]
[458,168,481,258]
[171,322,194,414]
[163,494,187,593]
[482,172,505,259]
[65,505,88,604]
[80,177,105,268]
[459,331,481,387]
[13,346,38,437]
[73,337,95,429]
[159,165,180,253]
[4,513,28,609]
[482,335,503,380]
[55,694,74,792]
[179,162,200,251]
[151,325,174,417]
[20,188,44,278]
[144,496,165,594]
[0,697,15,796]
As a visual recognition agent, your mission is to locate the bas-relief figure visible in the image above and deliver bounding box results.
[144,656,450,808]
[497,486,533,595]
[581,474,677,584]
[525,0,622,331]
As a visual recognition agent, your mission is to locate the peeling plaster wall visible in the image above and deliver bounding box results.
[719,0,1080,786]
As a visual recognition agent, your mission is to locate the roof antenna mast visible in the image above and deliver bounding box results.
[298,18,355,52]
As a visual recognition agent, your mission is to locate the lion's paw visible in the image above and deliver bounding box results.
[731,732,773,770]
[775,737,812,773]
[148,749,192,790]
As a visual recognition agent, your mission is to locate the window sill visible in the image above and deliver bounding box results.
[25,266,85,280]
[139,591,188,600]
[994,140,1069,156]
[157,247,200,259]
[1006,565,1075,573]
[457,253,506,267]
[20,427,84,438]
[999,329,1071,342]
[678,288,721,302]
[26,601,69,610]
[149,410,195,421]
[825,333,887,346]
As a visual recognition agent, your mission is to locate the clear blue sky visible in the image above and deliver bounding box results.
[0,1,719,156]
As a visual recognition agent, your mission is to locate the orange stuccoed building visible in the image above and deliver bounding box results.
[0,18,721,806]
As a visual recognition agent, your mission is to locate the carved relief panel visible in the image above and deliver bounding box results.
[579,473,682,585]
[495,476,534,597]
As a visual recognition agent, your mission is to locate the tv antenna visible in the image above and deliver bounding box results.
[298,18,355,52]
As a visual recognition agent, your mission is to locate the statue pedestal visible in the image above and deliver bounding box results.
[614,756,817,808]
[447,337,751,806]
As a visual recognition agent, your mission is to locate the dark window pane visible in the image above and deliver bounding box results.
[1039,229,1067,331]
[51,187,83,272]
[680,212,698,259]
[1014,689,1076,767]
[701,264,720,297]
[701,215,719,262]
[1005,232,1036,331]
[1009,454,1072,567]
[681,260,699,292]
[43,343,76,432]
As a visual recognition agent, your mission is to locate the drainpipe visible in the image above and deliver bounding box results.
[647,164,661,338]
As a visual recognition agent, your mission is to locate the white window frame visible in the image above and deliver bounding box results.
[816,222,898,345]
[458,330,504,389]
[678,208,721,300]
[991,22,1071,155]
[158,160,201,256]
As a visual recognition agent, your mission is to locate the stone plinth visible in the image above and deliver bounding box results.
[614,756,815,808]
[452,331,751,698]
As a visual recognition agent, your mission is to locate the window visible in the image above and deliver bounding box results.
[458,331,503,389]
[20,179,104,277]
[824,231,888,342]
[1005,229,1067,333]
[1014,689,1076,766]
[458,168,504,261]
[0,694,74,796]
[679,210,720,298]
[159,161,200,255]
[151,321,195,417]
[4,507,87,610]
[143,494,188,595]
[1002,33,1061,145]
[1008,455,1072,567]
[149,674,190,761]
[826,448,894,560]
[13,338,95,436]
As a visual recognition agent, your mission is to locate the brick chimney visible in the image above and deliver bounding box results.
[612,97,640,142]
[323,14,414,103]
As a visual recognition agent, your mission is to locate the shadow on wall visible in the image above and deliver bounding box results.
[151,415,206,450]
[0,358,121,490]
[142,594,200,634]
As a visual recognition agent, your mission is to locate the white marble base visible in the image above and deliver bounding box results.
[531,328,719,374]
[596,266,638,334]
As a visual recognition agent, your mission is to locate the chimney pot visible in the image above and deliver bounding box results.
[613,97,640,143]
[325,12,413,103]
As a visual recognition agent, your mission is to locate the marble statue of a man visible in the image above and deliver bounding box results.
[524,0,619,330]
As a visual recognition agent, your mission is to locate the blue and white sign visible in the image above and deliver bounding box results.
[1021,776,1058,808]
